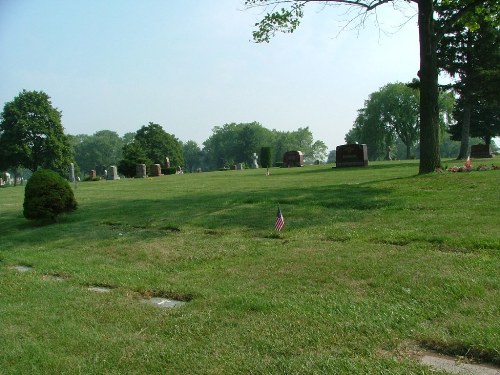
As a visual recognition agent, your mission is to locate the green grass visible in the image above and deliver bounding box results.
[1,160,499,374]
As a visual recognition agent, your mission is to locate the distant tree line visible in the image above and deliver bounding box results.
[66,121,329,177]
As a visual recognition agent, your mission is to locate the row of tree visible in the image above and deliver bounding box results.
[0,90,329,179]
[244,0,500,174]
[344,82,456,161]
[343,5,499,162]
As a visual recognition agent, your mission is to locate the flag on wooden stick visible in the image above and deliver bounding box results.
[275,206,284,231]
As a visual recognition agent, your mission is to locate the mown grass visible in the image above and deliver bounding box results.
[1,160,499,374]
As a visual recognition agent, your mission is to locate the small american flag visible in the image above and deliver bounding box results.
[275,206,284,231]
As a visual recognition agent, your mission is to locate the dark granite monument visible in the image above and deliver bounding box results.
[336,144,368,167]
[283,151,304,167]
[470,144,493,158]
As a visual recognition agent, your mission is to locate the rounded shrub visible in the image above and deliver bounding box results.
[23,169,77,221]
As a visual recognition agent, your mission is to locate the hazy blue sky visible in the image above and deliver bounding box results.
[1,0,421,151]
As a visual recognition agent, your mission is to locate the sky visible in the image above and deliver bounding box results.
[0,0,421,152]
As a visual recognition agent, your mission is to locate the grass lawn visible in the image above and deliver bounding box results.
[1,160,499,374]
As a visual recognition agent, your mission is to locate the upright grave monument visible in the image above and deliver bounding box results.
[283,151,304,167]
[150,164,162,177]
[107,166,120,180]
[136,164,147,178]
[69,163,75,182]
[470,144,493,158]
[336,144,368,167]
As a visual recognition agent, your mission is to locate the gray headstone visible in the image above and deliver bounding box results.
[136,164,146,178]
[107,166,120,180]
[252,153,259,168]
[69,163,75,182]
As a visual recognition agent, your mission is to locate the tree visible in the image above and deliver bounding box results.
[449,97,500,145]
[0,90,73,176]
[244,0,496,173]
[118,141,151,177]
[183,140,203,172]
[345,82,455,160]
[260,146,272,168]
[71,130,124,175]
[437,13,500,157]
[203,122,272,169]
[135,122,184,167]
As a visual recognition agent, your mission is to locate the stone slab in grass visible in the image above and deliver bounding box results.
[88,286,113,293]
[12,265,32,272]
[142,297,185,308]
[421,354,500,375]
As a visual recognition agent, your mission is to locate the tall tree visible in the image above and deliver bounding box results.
[0,90,73,176]
[71,130,124,174]
[203,122,272,169]
[135,122,184,167]
[438,13,500,157]
[345,82,455,160]
[244,0,496,173]
[183,140,203,172]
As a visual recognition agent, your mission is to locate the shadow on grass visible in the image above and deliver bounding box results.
[1,181,397,250]
[4,185,394,237]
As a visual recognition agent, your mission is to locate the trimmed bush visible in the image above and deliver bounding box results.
[23,169,77,221]
[162,167,177,175]
[260,147,272,169]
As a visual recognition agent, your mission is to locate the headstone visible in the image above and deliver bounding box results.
[69,163,75,182]
[89,170,96,180]
[176,166,183,174]
[237,163,244,170]
[252,153,259,168]
[283,151,304,167]
[165,157,171,168]
[0,178,3,185]
[336,144,368,167]
[150,164,162,177]
[107,166,120,180]
[230,164,237,170]
[470,144,493,158]
[136,164,147,178]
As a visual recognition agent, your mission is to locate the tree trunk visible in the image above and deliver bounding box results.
[457,97,471,159]
[418,0,441,174]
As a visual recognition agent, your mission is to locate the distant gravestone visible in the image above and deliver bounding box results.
[150,164,162,176]
[136,164,146,178]
[252,153,259,168]
[89,170,96,180]
[230,165,237,170]
[470,144,493,158]
[283,151,304,167]
[165,157,171,168]
[107,166,120,180]
[237,163,244,170]
[336,144,368,167]
[69,163,75,182]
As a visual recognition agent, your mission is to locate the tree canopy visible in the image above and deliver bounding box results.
[437,10,500,155]
[0,90,73,175]
[346,82,454,160]
[245,0,498,173]
[134,122,184,167]
[202,122,327,169]
[69,130,124,174]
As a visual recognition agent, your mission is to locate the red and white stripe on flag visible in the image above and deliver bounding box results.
[275,207,284,231]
